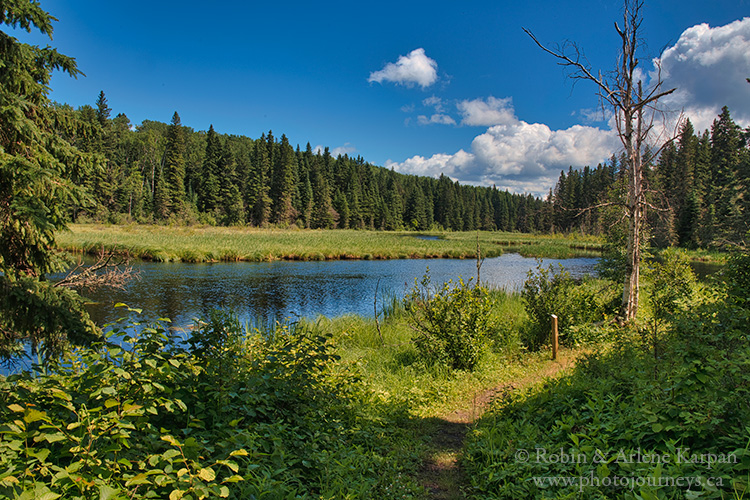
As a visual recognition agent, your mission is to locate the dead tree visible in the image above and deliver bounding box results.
[56,250,139,292]
[524,0,676,321]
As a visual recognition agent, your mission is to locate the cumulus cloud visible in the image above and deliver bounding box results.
[368,48,438,89]
[390,99,618,196]
[423,96,445,112]
[457,96,516,126]
[656,17,750,131]
[387,19,749,195]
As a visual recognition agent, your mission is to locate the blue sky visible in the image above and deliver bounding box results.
[11,0,750,196]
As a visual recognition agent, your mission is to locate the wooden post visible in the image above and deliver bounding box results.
[551,314,558,360]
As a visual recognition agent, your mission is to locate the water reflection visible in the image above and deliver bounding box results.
[80,254,599,329]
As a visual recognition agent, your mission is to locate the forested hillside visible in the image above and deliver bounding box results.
[61,93,749,247]
[65,93,547,232]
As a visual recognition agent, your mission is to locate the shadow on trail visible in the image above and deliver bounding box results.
[417,417,472,500]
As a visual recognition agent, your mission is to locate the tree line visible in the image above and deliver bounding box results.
[48,91,750,246]
[548,106,750,249]
[60,92,549,232]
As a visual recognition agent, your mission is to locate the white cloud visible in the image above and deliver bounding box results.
[313,143,357,157]
[457,96,516,126]
[656,17,750,131]
[368,48,438,89]
[417,113,456,125]
[390,98,618,196]
[385,150,474,178]
[422,96,445,112]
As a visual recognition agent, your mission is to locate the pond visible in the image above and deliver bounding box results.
[80,253,599,329]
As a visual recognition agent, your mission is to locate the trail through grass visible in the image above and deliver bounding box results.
[416,349,581,499]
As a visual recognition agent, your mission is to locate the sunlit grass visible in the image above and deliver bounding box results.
[56,223,604,262]
[300,289,573,419]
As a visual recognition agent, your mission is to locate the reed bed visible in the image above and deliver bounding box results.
[56,224,604,262]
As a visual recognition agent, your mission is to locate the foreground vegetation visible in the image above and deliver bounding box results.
[2,250,748,498]
[56,224,604,262]
[464,251,750,499]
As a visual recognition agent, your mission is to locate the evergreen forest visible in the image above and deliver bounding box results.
[62,93,750,247]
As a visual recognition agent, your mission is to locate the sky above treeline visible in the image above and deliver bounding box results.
[11,0,750,196]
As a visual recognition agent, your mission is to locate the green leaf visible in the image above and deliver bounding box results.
[651,423,663,432]
[99,484,120,500]
[24,409,49,423]
[169,489,184,500]
[161,435,181,447]
[162,449,181,460]
[198,467,216,481]
[223,475,244,483]
[125,473,151,487]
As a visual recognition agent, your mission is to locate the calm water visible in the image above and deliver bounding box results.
[80,253,599,329]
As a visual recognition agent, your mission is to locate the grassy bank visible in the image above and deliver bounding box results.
[55,223,604,262]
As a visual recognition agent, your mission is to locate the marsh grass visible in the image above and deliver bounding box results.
[56,224,604,262]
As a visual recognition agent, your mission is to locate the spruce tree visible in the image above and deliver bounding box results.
[163,111,187,216]
[710,106,743,240]
[95,90,111,127]
[199,124,221,213]
[271,134,298,225]
[1,1,100,360]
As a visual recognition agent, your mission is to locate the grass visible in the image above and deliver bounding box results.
[298,289,588,499]
[55,223,605,262]
[302,289,568,419]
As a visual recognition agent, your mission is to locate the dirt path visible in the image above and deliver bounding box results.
[417,350,579,499]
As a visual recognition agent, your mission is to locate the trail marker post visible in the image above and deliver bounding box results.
[551,314,558,360]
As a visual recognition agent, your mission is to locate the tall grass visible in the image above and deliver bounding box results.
[56,223,604,262]
[297,289,549,419]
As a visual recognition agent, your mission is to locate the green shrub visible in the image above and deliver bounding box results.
[405,270,495,371]
[521,261,618,349]
[0,311,423,499]
[464,262,750,500]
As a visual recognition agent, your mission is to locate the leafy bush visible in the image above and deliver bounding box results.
[724,249,750,307]
[464,260,750,499]
[642,248,697,362]
[0,310,422,499]
[521,262,618,350]
[405,270,495,371]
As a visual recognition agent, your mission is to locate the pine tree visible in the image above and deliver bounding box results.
[218,141,245,225]
[95,90,111,127]
[163,111,187,216]
[271,134,298,225]
[199,124,221,213]
[405,185,428,230]
[247,136,272,226]
[710,106,743,241]
[311,168,336,228]
[1,1,100,360]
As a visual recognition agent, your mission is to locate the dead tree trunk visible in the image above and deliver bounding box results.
[524,0,676,322]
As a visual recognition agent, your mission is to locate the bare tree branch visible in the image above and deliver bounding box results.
[56,250,139,291]
[526,0,679,321]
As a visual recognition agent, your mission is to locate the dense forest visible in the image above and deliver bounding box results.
[64,93,547,233]
[550,108,750,248]
[58,93,750,247]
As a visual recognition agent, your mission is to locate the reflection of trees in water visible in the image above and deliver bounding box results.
[81,256,603,329]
